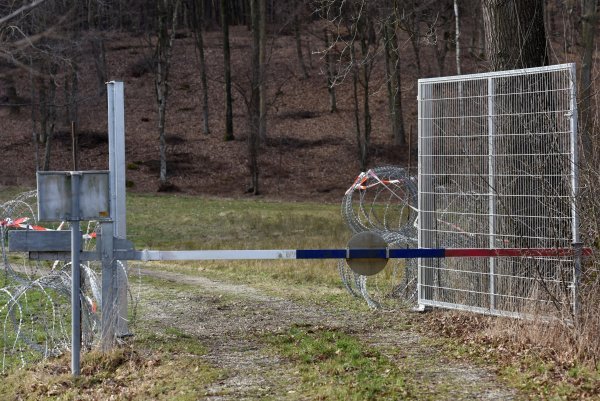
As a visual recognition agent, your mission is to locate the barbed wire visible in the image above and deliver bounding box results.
[0,191,135,372]
[339,166,419,309]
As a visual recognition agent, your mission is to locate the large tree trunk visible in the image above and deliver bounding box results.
[482,0,552,309]
[221,0,234,140]
[482,0,548,71]
[580,0,598,161]
[249,0,260,194]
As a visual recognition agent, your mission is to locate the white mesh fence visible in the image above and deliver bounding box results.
[418,64,578,317]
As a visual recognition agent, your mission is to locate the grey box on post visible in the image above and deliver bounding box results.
[37,171,111,222]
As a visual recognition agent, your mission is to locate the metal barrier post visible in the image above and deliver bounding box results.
[107,81,129,337]
[70,172,82,376]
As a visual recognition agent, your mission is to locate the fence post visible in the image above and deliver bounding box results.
[100,221,116,351]
[488,77,496,311]
[107,81,129,337]
[569,63,580,320]
[69,172,82,376]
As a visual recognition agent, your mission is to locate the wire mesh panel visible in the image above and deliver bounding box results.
[418,64,578,317]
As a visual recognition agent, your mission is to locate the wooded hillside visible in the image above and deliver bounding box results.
[0,0,596,200]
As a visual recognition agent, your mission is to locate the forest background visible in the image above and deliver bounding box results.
[0,0,596,201]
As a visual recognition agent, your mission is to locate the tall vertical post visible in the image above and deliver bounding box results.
[418,82,435,307]
[417,82,423,306]
[107,81,128,337]
[70,172,82,376]
[488,77,496,311]
[569,63,580,317]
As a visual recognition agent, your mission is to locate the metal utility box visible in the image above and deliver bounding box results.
[37,171,111,222]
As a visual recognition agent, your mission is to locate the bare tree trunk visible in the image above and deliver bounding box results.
[155,0,181,185]
[258,0,267,141]
[324,29,337,113]
[306,35,312,69]
[383,21,395,138]
[359,29,371,170]
[221,0,234,140]
[41,69,57,172]
[482,0,549,254]
[384,21,406,145]
[482,0,548,71]
[394,0,422,76]
[434,33,449,77]
[90,36,107,95]
[454,0,461,75]
[190,0,210,135]
[0,72,20,115]
[29,57,39,171]
[350,43,363,170]
[294,14,308,79]
[249,0,260,194]
[580,0,598,161]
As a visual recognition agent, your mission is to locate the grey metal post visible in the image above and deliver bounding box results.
[418,82,435,306]
[569,63,580,317]
[487,77,496,311]
[70,172,82,376]
[100,221,116,351]
[107,81,129,336]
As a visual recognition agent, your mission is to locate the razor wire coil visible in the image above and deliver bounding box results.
[339,166,419,309]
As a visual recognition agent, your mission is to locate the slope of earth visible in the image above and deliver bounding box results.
[0,23,489,202]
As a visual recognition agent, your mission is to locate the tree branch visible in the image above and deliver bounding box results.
[0,0,49,26]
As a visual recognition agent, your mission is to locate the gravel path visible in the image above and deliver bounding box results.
[138,268,517,400]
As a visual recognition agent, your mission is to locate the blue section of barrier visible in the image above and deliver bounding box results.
[389,248,445,258]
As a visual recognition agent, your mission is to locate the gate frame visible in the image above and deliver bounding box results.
[416,63,580,317]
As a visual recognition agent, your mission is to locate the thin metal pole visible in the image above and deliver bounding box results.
[70,172,81,376]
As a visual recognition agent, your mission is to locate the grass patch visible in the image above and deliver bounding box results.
[267,325,416,400]
[0,326,220,400]
[127,193,346,250]
[126,192,350,297]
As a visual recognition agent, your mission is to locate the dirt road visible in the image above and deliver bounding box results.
[137,268,517,400]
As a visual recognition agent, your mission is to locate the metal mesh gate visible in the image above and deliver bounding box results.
[417,64,579,317]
